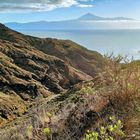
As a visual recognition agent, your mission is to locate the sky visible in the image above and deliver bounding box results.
[0,0,140,23]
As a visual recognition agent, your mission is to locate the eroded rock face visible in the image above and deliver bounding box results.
[0,23,105,77]
[0,23,103,127]
[0,39,92,92]
[0,39,92,125]
[29,38,105,77]
[0,81,111,140]
[0,92,27,126]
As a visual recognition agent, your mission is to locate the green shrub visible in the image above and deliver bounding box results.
[43,127,51,136]
[83,116,125,140]
[80,87,96,95]
[26,124,33,139]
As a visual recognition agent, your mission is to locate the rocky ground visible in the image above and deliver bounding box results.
[0,23,140,140]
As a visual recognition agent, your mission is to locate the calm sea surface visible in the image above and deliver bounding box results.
[18,29,140,59]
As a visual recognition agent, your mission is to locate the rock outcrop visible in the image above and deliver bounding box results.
[0,23,104,126]
[0,23,105,77]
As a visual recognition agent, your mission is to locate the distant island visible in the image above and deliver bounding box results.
[78,13,134,21]
[6,13,139,30]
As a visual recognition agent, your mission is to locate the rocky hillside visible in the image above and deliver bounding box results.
[0,60,140,140]
[0,23,105,77]
[0,23,104,127]
[1,23,139,140]
[0,39,92,126]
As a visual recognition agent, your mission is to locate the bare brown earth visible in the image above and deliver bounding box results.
[0,23,104,127]
[0,39,93,125]
[0,82,111,140]
[0,23,105,77]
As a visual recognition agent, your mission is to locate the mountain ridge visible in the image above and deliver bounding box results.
[0,23,104,126]
[5,13,136,30]
[0,23,105,77]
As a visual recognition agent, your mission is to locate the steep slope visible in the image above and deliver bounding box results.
[28,38,104,77]
[1,64,139,140]
[0,23,95,126]
[0,39,92,125]
[0,24,140,140]
[0,23,105,77]
[0,23,104,127]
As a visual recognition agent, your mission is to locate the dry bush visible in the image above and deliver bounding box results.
[1,54,140,140]
[94,54,140,139]
[20,55,140,140]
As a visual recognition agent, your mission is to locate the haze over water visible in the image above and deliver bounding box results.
[18,29,140,60]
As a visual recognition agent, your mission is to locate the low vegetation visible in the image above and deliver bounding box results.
[0,54,140,140]
[0,24,140,140]
[83,116,125,140]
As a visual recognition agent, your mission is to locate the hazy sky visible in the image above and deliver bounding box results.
[0,0,140,23]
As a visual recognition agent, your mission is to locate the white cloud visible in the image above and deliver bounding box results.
[77,4,93,8]
[0,0,94,12]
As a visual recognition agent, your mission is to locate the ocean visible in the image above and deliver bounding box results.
[18,29,140,60]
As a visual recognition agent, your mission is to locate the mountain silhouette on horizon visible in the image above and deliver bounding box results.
[78,13,134,21]
[6,13,136,30]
